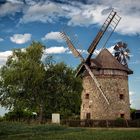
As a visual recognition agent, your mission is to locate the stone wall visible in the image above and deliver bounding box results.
[80,73,130,120]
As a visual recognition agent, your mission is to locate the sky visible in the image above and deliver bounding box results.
[0,0,140,116]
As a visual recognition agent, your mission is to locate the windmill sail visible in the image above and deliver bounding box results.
[87,10,121,61]
[60,32,110,105]
[76,9,121,77]
[83,63,109,105]
[60,32,84,61]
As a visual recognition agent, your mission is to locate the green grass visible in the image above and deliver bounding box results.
[0,122,140,140]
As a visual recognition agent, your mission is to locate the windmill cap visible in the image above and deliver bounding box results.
[90,48,133,74]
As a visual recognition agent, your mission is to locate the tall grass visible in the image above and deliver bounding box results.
[0,122,140,140]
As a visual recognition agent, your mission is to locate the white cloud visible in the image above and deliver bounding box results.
[0,2,23,17]
[0,106,9,116]
[117,15,140,35]
[92,49,101,55]
[67,48,88,55]
[20,1,106,27]
[1,0,140,35]
[129,91,135,96]
[0,50,12,67]
[44,46,68,54]
[67,1,140,35]
[24,0,38,5]
[130,98,133,104]
[130,98,140,109]
[77,49,87,54]
[68,4,106,27]
[107,46,115,54]
[20,1,65,23]
[43,45,88,55]
[10,33,32,44]
[0,38,4,42]
[7,0,24,4]
[0,46,86,67]
[93,46,115,56]
[42,32,63,42]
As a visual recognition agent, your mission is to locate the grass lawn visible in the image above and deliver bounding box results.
[0,122,140,140]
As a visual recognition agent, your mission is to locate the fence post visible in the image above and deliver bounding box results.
[106,120,109,128]
[125,119,129,127]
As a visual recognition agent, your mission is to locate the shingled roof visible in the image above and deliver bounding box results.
[90,48,133,74]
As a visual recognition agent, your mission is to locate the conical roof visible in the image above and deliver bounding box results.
[91,48,133,74]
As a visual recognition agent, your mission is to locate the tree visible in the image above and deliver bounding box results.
[130,108,136,120]
[0,42,47,123]
[44,62,83,119]
[0,42,83,122]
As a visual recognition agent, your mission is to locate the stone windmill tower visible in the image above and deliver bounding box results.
[80,47,133,120]
[60,10,133,120]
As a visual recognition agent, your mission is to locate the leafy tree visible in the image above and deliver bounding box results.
[0,42,47,123]
[130,108,136,120]
[0,42,83,122]
[44,62,83,119]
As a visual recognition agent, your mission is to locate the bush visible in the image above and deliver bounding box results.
[0,116,4,122]
[4,109,34,122]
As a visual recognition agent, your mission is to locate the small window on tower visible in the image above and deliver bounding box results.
[120,113,125,118]
[85,94,89,99]
[86,113,91,119]
[119,94,124,100]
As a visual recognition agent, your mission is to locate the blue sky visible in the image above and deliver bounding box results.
[0,0,140,116]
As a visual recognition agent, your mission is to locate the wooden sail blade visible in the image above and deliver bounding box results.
[83,63,110,105]
[60,32,110,105]
[87,10,120,58]
[76,10,121,77]
[60,32,85,62]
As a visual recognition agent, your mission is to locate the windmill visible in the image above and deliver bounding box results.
[114,41,130,66]
[60,9,133,120]
[60,9,121,107]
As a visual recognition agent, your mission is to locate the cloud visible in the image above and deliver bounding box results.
[43,45,88,55]
[10,33,32,44]
[42,32,63,42]
[0,46,87,67]
[0,106,9,116]
[129,91,135,96]
[93,46,115,56]
[0,1,23,17]
[2,0,140,35]
[68,4,106,27]
[67,48,88,55]
[20,1,65,23]
[0,38,4,42]
[107,46,115,54]
[130,60,140,65]
[44,46,68,54]
[130,98,140,109]
[20,1,105,27]
[117,15,140,35]
[6,0,24,4]
[130,99,133,106]
[0,50,12,67]
[129,91,136,108]
[77,49,87,54]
